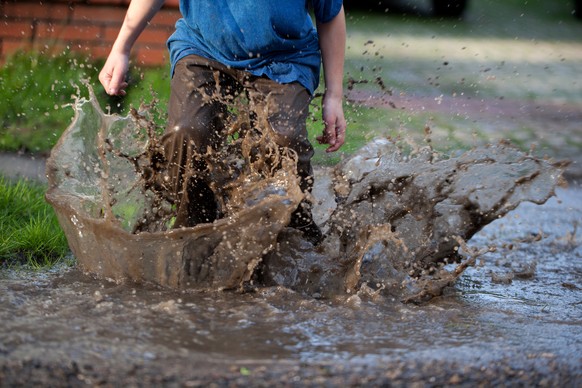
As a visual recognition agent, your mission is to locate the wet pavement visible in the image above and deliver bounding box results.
[0,153,47,183]
[1,156,581,385]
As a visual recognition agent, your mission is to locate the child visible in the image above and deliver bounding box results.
[99,0,347,244]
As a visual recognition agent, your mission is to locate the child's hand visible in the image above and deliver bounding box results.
[99,52,130,96]
[317,94,346,152]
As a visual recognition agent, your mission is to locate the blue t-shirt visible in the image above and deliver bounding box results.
[167,0,343,95]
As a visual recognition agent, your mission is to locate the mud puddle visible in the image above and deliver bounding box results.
[1,191,581,386]
[2,88,581,385]
[44,89,567,302]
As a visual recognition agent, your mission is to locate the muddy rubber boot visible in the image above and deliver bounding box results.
[173,178,219,228]
[289,201,323,246]
[186,179,219,226]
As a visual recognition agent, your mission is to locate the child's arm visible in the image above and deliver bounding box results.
[99,0,166,96]
[316,5,347,153]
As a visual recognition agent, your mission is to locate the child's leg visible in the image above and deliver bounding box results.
[245,79,314,193]
[246,79,322,244]
[162,55,236,227]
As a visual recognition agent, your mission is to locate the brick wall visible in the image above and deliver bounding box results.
[0,0,180,66]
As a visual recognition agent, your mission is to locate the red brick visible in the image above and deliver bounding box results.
[0,20,34,39]
[104,23,173,46]
[87,44,113,59]
[103,24,123,42]
[134,45,169,66]
[86,0,130,6]
[80,0,178,9]
[0,0,176,66]
[36,21,102,41]
[1,38,32,57]
[34,21,56,39]
[41,0,83,4]
[3,2,46,19]
[82,0,177,9]
[52,41,98,56]
[3,2,71,21]
[136,26,173,46]
[29,37,93,56]
[72,4,126,24]
[31,39,70,56]
[150,8,180,27]
[164,0,179,9]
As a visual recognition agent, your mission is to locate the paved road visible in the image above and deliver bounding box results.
[0,153,47,182]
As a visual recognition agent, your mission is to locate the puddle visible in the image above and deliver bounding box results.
[1,187,581,384]
[1,88,579,384]
[45,88,567,304]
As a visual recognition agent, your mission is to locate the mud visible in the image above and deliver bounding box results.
[2,84,579,386]
[1,186,581,386]
[45,89,566,304]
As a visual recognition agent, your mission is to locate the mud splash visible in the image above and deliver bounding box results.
[2,187,581,385]
[45,88,567,303]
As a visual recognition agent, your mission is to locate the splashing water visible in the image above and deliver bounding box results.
[45,87,567,303]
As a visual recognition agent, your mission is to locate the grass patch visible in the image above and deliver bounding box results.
[0,176,70,267]
[0,50,386,159]
[0,50,378,157]
[0,50,99,153]
[345,4,582,102]
[0,50,170,154]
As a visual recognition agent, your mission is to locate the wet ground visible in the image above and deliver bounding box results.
[2,85,582,385]
[1,158,581,386]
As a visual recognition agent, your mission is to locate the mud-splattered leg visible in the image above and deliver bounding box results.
[162,55,239,227]
[246,79,322,245]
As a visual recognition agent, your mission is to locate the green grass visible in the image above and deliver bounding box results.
[0,177,70,267]
[346,0,582,100]
[341,0,582,159]
[0,50,99,153]
[0,50,170,153]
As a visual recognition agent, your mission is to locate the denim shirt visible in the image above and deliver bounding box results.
[167,0,343,94]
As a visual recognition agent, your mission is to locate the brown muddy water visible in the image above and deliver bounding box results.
[1,186,581,386]
[1,92,582,385]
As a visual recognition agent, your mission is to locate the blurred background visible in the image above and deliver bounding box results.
[1,0,581,174]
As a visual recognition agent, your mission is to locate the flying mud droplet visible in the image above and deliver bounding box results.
[46,87,568,303]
